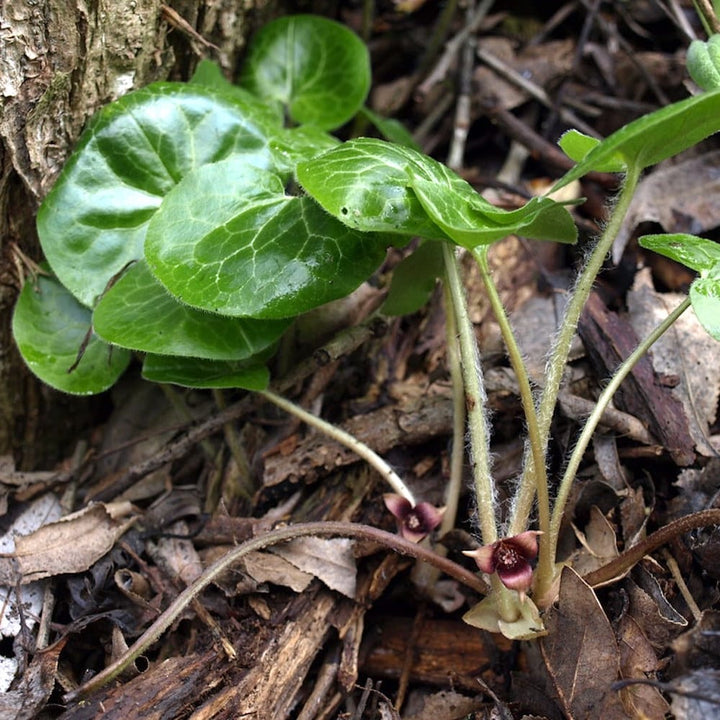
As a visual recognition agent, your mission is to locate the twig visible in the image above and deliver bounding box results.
[64,521,489,702]
[474,45,600,138]
[161,4,220,52]
[447,0,477,171]
[417,0,496,96]
[479,100,618,187]
[582,509,720,587]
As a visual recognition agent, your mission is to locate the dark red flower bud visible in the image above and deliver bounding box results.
[383,494,444,543]
[463,530,542,600]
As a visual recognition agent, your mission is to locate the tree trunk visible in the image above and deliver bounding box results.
[0,0,279,467]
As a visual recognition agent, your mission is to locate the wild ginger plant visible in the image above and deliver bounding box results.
[12,13,720,665]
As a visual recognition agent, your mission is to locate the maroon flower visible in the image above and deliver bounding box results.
[383,494,444,543]
[463,531,542,600]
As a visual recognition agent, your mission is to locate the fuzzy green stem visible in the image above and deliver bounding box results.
[442,243,497,544]
[259,389,417,506]
[521,164,642,495]
[440,279,467,538]
[65,521,490,702]
[472,247,549,531]
[471,248,552,576]
[534,295,692,596]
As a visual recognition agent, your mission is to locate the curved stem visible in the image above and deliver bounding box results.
[260,389,417,506]
[535,296,692,595]
[582,508,720,587]
[442,243,497,544]
[471,249,550,561]
[65,521,489,701]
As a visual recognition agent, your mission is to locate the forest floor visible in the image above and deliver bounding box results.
[3,1,720,718]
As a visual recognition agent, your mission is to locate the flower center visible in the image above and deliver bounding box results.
[496,544,519,569]
[406,512,422,531]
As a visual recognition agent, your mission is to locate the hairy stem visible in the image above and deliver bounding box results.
[442,243,497,544]
[472,249,550,564]
[65,521,489,701]
[260,389,417,505]
[519,165,641,513]
[549,296,691,576]
[441,279,467,538]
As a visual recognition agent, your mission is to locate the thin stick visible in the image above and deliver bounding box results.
[65,521,489,702]
[583,509,720,587]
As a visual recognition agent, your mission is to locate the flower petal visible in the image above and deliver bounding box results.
[413,502,444,532]
[506,530,542,560]
[497,561,534,595]
[463,545,497,574]
[383,493,412,519]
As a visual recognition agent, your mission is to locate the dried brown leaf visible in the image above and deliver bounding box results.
[272,536,357,598]
[617,615,669,719]
[541,567,626,720]
[614,150,720,262]
[628,271,720,457]
[0,501,135,585]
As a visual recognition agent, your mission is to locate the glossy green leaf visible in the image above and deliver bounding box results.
[299,137,576,247]
[690,269,720,341]
[93,262,290,359]
[142,354,270,390]
[12,274,130,395]
[359,107,421,150]
[239,15,370,130]
[145,156,389,319]
[410,177,578,247]
[382,241,443,316]
[190,59,235,91]
[687,35,720,91]
[297,138,462,239]
[558,130,625,172]
[553,89,720,189]
[38,83,283,308]
[638,233,720,272]
[269,125,340,175]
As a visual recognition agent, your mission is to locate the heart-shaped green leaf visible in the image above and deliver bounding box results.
[410,177,577,247]
[382,241,443,316]
[638,233,720,342]
[638,233,720,272]
[269,125,341,175]
[553,89,720,189]
[239,15,370,130]
[142,354,270,390]
[297,138,463,239]
[93,262,290,359]
[145,156,389,319]
[690,268,720,341]
[38,83,283,308]
[13,274,130,395]
[299,138,576,247]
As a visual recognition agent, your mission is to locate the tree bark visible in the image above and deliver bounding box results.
[0,0,278,466]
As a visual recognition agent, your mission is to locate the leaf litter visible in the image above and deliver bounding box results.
[6,3,720,719]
